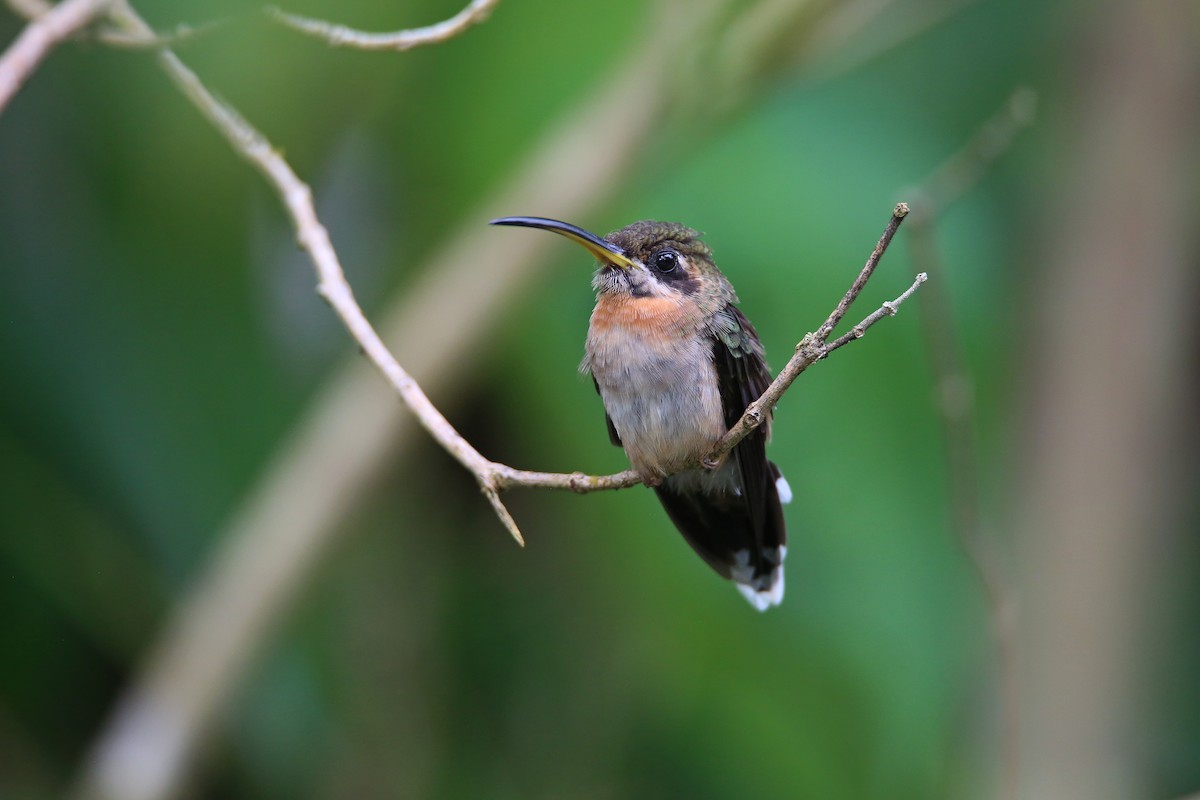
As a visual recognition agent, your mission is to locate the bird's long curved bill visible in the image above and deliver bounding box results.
[490,216,638,269]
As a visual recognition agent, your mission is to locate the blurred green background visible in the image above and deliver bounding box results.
[1,0,1197,798]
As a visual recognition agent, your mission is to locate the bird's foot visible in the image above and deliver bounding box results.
[637,469,663,488]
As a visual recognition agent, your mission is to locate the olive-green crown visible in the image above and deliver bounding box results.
[604,220,714,264]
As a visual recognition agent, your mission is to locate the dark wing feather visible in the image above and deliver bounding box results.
[654,305,787,602]
[651,487,750,579]
[593,376,621,446]
[715,305,786,553]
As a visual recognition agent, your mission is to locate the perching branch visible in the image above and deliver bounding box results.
[0,0,110,114]
[267,0,501,51]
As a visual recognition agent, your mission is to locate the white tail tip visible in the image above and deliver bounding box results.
[732,546,786,611]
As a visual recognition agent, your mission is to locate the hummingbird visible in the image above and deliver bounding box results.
[491,216,791,610]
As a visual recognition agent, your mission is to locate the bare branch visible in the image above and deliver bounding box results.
[0,0,110,115]
[7,0,229,49]
[480,484,525,546]
[493,464,641,493]
[816,201,909,342]
[267,0,501,51]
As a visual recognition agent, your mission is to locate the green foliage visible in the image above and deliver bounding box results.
[1,0,1196,798]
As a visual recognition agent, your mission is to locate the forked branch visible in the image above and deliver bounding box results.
[0,0,110,113]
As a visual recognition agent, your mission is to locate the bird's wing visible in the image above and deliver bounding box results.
[710,304,788,560]
[593,375,622,447]
[647,305,789,609]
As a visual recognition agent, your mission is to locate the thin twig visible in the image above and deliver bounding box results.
[825,271,927,355]
[5,0,223,50]
[0,0,110,115]
[267,0,501,51]
[816,201,909,341]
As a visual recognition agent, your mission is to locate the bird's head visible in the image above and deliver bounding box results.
[490,216,733,305]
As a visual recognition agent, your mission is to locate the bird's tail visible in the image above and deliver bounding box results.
[654,463,788,611]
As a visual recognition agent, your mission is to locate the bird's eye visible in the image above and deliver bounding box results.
[653,250,679,273]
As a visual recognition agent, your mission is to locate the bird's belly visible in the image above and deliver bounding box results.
[586,327,726,478]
